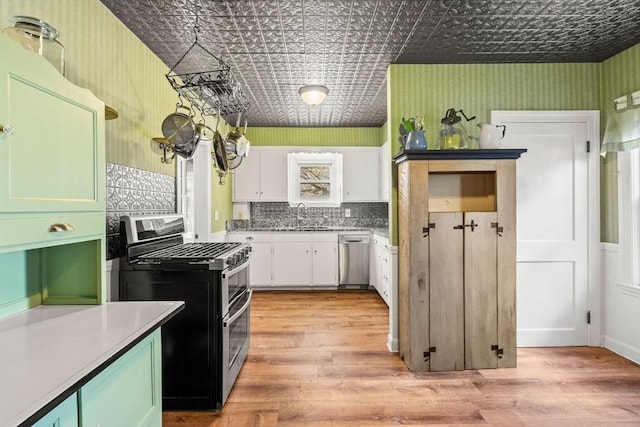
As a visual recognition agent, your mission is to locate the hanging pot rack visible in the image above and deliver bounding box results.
[165,26,249,118]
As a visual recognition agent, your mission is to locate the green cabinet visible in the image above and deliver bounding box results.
[0,34,104,215]
[0,34,105,313]
[32,394,79,427]
[79,329,162,427]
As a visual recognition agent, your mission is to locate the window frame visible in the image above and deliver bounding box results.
[287,152,343,207]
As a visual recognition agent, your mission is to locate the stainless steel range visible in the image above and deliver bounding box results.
[118,214,251,410]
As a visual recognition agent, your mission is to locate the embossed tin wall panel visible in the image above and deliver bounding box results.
[99,0,640,127]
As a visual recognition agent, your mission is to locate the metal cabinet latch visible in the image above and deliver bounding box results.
[491,222,503,237]
[422,223,435,237]
[491,344,504,359]
[423,346,437,361]
[465,219,478,231]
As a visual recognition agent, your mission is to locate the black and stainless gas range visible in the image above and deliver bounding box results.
[118,214,251,411]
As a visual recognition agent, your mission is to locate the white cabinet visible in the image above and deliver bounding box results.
[370,233,390,305]
[273,240,311,286]
[229,232,338,288]
[342,148,380,201]
[273,233,338,287]
[232,149,288,202]
[379,141,390,202]
[311,235,338,286]
[227,232,273,286]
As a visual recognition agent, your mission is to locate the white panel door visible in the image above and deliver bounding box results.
[493,111,596,347]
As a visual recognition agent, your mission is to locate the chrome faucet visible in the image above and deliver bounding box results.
[296,202,306,228]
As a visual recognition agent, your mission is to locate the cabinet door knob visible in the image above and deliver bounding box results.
[48,223,75,232]
[1,123,15,135]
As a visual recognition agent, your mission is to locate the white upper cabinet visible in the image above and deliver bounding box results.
[379,141,390,202]
[342,147,380,202]
[232,148,288,202]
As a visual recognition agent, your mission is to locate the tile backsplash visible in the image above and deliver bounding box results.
[227,202,388,230]
[106,163,176,259]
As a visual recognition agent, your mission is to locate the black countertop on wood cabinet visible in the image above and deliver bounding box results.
[393,149,527,163]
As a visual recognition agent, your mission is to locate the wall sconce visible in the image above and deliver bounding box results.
[299,84,328,105]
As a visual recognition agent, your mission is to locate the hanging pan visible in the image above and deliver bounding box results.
[161,99,196,148]
[210,108,229,174]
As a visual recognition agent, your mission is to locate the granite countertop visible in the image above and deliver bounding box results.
[229,226,372,232]
[0,301,184,426]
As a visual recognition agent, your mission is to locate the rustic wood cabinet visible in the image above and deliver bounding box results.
[395,149,525,372]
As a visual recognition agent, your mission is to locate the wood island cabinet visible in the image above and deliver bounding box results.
[395,150,525,372]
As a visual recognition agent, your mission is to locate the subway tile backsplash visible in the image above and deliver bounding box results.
[227,202,388,230]
[106,163,176,259]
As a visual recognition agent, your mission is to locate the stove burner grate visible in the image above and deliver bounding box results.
[138,242,242,261]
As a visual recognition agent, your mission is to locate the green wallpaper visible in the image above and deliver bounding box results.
[387,63,601,244]
[598,43,640,243]
[0,0,181,175]
[1,0,235,231]
[246,127,381,146]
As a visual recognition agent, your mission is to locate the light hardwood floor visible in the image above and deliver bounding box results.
[163,290,640,426]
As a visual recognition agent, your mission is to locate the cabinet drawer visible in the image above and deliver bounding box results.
[0,212,104,251]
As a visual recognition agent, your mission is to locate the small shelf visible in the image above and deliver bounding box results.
[394,149,527,164]
[428,171,496,212]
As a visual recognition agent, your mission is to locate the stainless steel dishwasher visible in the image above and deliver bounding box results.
[338,234,370,288]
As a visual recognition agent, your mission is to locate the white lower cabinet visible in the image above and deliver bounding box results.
[227,233,273,286]
[273,241,311,286]
[370,233,390,306]
[272,233,338,287]
[312,241,338,286]
[227,232,338,288]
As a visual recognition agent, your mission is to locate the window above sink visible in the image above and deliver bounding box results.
[287,152,343,207]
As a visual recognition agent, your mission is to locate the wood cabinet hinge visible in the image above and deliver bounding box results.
[587,310,591,324]
[587,140,591,153]
[422,223,435,237]
[491,344,504,359]
[423,346,436,361]
[491,222,503,237]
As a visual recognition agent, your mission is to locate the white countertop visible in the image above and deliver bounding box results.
[0,301,184,427]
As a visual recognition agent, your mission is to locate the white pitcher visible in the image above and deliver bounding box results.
[478,123,506,149]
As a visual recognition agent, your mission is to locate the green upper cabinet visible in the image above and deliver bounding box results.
[0,34,105,214]
[0,34,106,307]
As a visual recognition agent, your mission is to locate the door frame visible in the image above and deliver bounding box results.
[491,110,601,346]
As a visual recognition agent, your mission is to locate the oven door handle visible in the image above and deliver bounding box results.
[222,258,249,279]
[224,290,252,327]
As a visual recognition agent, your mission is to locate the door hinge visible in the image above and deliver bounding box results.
[491,344,504,359]
[587,140,591,152]
[423,346,436,361]
[422,223,435,237]
[587,310,591,324]
[491,222,503,237]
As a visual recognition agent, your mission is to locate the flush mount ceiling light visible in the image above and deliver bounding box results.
[299,84,328,105]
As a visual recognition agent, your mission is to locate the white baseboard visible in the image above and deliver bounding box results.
[603,336,640,365]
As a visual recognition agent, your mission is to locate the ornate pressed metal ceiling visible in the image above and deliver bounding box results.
[100,0,640,127]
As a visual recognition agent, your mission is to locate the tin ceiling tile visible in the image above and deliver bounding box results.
[100,0,640,127]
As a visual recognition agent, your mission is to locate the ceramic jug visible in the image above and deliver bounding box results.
[478,123,506,149]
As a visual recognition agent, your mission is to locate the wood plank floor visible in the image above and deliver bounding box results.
[163,290,640,426]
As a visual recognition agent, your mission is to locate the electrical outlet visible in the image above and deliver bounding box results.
[345,208,351,218]
[214,210,220,220]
